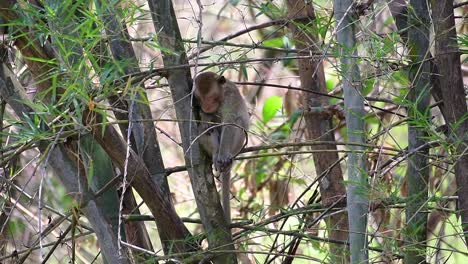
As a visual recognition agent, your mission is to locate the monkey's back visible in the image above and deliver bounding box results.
[219,80,250,130]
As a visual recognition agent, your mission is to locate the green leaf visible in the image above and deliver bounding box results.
[282,36,292,49]
[87,158,95,184]
[287,109,301,127]
[23,56,56,64]
[392,71,409,86]
[240,63,248,80]
[255,170,267,184]
[255,2,284,18]
[263,37,283,48]
[262,96,283,123]
[271,129,288,141]
[326,79,335,91]
[363,78,375,96]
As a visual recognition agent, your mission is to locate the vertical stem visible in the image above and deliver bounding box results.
[333,0,369,263]
[404,1,431,263]
[285,1,348,262]
[432,0,468,245]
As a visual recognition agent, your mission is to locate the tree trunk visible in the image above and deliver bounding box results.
[404,1,431,263]
[333,0,369,263]
[95,0,181,254]
[285,1,348,262]
[0,73,129,264]
[432,0,468,244]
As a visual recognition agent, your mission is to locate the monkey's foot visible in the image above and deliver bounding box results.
[212,165,221,178]
[216,154,233,172]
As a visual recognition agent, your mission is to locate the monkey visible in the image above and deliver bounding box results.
[193,71,250,224]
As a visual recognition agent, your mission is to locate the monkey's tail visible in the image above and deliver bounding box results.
[221,170,231,224]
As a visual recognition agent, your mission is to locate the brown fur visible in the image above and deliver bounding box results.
[194,71,250,223]
[194,72,226,114]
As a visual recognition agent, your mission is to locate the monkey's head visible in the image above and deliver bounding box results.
[193,71,226,114]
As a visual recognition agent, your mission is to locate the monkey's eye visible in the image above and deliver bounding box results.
[217,76,226,85]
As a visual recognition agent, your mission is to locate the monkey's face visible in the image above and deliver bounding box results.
[194,72,226,113]
[198,87,223,113]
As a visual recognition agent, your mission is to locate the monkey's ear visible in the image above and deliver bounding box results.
[217,75,226,85]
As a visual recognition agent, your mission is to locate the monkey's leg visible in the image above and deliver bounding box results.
[209,129,220,166]
[198,120,220,160]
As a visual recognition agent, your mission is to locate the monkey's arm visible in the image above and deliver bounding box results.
[208,130,220,166]
[198,119,221,165]
[215,123,246,172]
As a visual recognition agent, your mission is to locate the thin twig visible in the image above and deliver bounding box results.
[40,224,72,264]
[37,126,65,261]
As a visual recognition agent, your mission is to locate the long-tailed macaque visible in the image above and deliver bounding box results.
[194,71,249,223]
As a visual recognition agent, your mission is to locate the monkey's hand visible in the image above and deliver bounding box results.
[199,122,213,135]
[215,153,233,173]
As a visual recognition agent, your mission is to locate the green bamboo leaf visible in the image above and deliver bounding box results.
[262,96,283,123]
[263,37,283,48]
[87,158,94,184]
